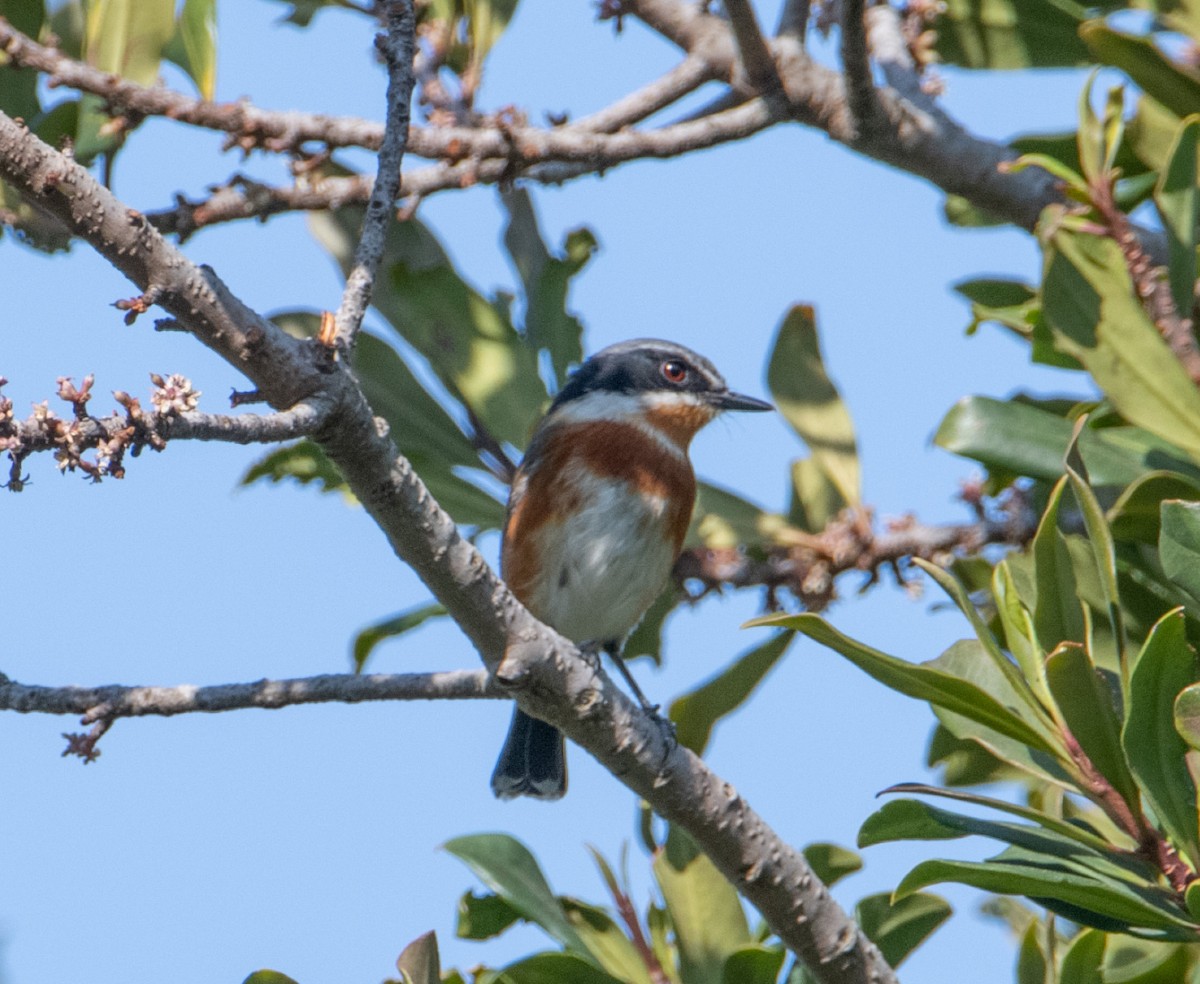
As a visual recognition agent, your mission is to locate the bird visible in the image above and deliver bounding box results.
[491,338,773,800]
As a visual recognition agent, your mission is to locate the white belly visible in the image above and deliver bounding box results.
[525,475,676,644]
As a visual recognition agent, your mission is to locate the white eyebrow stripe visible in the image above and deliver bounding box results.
[548,390,689,458]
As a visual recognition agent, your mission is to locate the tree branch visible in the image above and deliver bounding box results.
[723,0,784,96]
[0,108,896,984]
[839,0,880,136]
[0,669,498,721]
[332,1,415,349]
[572,54,716,132]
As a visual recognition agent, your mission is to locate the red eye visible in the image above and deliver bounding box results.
[661,359,688,384]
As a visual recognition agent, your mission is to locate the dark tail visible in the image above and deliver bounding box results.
[490,707,567,800]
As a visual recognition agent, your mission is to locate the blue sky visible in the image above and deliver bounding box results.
[1,3,1095,982]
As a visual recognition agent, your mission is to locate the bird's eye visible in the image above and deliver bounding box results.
[661,359,689,384]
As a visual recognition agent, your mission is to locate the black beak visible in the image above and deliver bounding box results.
[709,390,774,412]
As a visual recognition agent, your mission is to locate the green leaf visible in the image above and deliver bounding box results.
[1103,938,1189,983]
[1109,473,1200,545]
[1041,229,1200,462]
[1061,929,1106,984]
[396,931,441,984]
[0,0,45,121]
[800,842,862,888]
[669,632,793,755]
[879,783,1123,854]
[562,898,653,984]
[1123,609,1200,870]
[934,0,1124,68]
[500,189,593,387]
[991,559,1047,705]
[1033,477,1086,651]
[464,0,518,68]
[1154,116,1200,319]
[749,613,1057,752]
[721,946,786,984]
[455,891,521,940]
[928,640,1072,787]
[943,194,1006,227]
[1161,501,1200,609]
[1064,436,1127,668]
[786,457,847,533]
[241,440,349,496]
[490,953,625,984]
[1175,683,1200,752]
[309,210,547,448]
[1016,921,1047,984]
[243,973,301,984]
[935,397,1200,487]
[79,0,175,159]
[953,277,1039,339]
[621,587,681,667]
[352,602,447,672]
[653,827,750,984]
[164,0,217,99]
[766,305,859,506]
[896,852,1196,936]
[443,834,592,960]
[1045,643,1140,809]
[855,892,951,968]
[1082,23,1200,120]
[691,482,789,550]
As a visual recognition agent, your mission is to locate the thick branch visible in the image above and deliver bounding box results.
[0,670,497,720]
[839,0,880,136]
[332,1,416,349]
[723,0,784,96]
[0,100,893,984]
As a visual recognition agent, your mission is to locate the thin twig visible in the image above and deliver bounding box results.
[0,670,498,721]
[333,1,416,349]
[573,55,716,132]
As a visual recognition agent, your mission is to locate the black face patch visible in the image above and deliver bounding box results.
[551,339,725,410]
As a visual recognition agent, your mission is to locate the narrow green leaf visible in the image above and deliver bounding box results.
[352,602,447,672]
[855,892,951,968]
[1154,116,1200,318]
[879,783,1123,855]
[766,305,859,506]
[464,0,518,67]
[1016,921,1046,984]
[1078,73,1105,185]
[669,632,793,755]
[1046,643,1140,808]
[1082,23,1200,120]
[163,0,217,99]
[1033,476,1086,651]
[396,931,441,984]
[952,277,1039,340]
[800,843,862,888]
[1123,609,1200,870]
[1060,929,1106,984]
[749,613,1056,752]
[896,853,1195,936]
[443,834,592,960]
[0,0,45,121]
[653,827,749,984]
[1042,229,1200,462]
[992,560,1047,703]
[721,945,786,984]
[622,587,681,667]
[1065,423,1126,667]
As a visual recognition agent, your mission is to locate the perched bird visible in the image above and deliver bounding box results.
[491,339,772,800]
